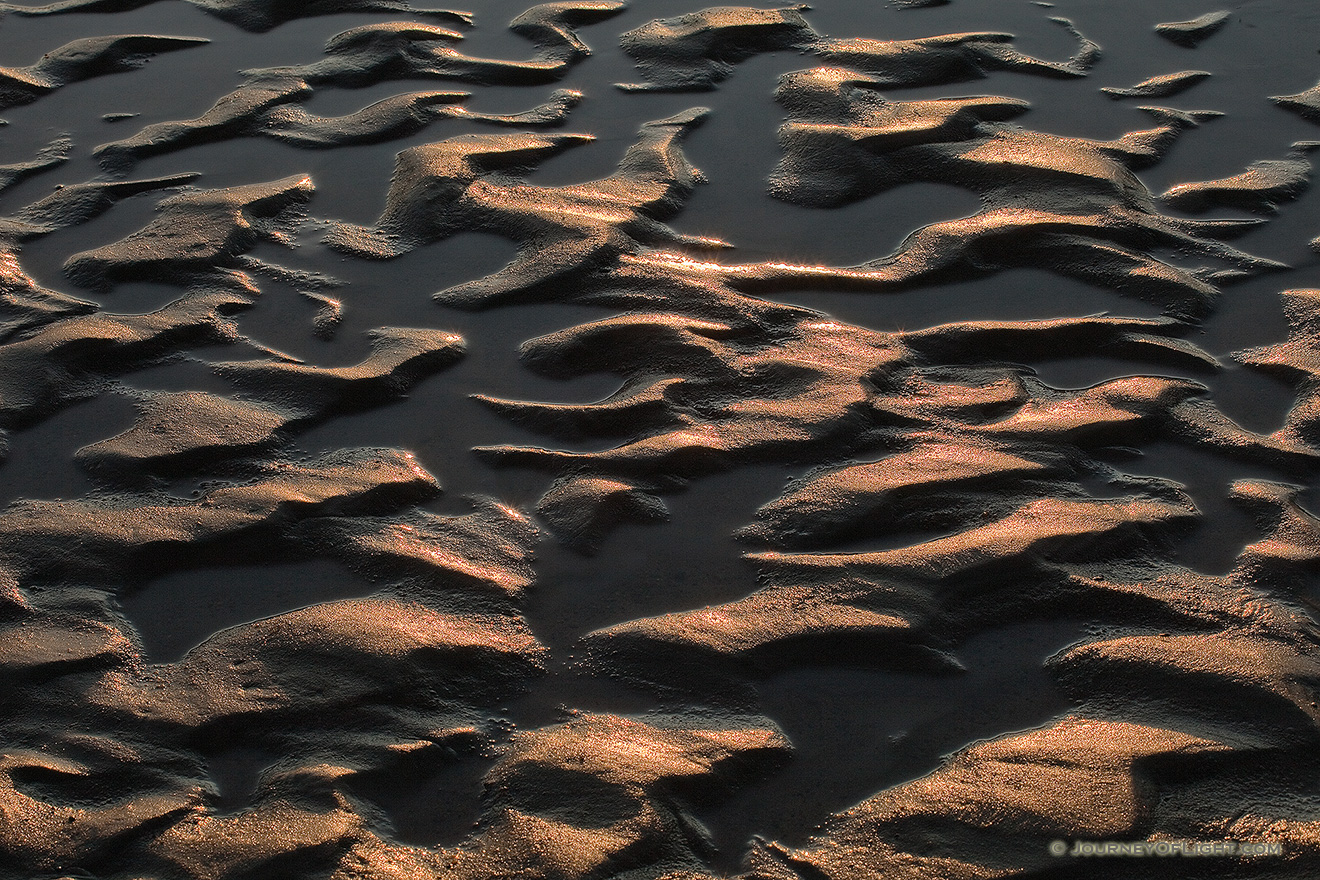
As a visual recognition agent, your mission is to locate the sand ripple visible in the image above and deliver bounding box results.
[2,0,1320,876]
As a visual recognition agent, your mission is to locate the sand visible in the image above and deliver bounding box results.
[1,0,1319,877]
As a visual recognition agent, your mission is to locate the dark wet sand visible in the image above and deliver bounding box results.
[2,1,1320,878]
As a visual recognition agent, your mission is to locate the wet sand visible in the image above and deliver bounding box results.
[1,0,1320,878]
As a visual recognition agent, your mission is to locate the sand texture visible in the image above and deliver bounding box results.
[1,0,1320,878]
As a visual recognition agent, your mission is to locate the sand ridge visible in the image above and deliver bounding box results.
[1,0,1319,877]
